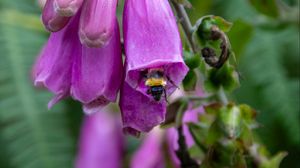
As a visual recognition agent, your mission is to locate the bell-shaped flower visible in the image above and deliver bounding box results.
[123,0,188,97]
[34,13,81,107]
[75,110,124,168]
[71,22,123,114]
[120,0,188,134]
[33,12,123,113]
[79,0,118,47]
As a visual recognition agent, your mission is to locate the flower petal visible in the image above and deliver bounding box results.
[33,13,81,107]
[76,110,123,168]
[123,0,188,97]
[71,21,123,114]
[131,129,165,168]
[79,0,118,47]
[119,81,166,134]
[54,0,84,16]
[42,0,71,32]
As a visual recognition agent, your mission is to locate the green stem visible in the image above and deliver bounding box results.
[171,1,229,105]
[171,1,198,53]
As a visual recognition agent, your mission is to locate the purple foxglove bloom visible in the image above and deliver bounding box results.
[54,0,84,16]
[123,0,189,97]
[79,0,118,47]
[34,12,123,113]
[42,0,71,32]
[130,129,165,168]
[76,110,123,168]
[71,22,123,114]
[120,82,166,135]
[34,13,81,107]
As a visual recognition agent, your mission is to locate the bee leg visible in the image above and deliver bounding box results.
[166,76,179,89]
[163,88,169,103]
[147,89,151,95]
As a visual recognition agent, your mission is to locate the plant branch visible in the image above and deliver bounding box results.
[171,1,229,105]
[171,1,198,53]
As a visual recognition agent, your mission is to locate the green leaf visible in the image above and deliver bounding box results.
[183,70,197,91]
[249,0,280,18]
[260,152,287,168]
[0,10,81,168]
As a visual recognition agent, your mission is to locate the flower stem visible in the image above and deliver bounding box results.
[171,1,198,53]
[171,1,229,106]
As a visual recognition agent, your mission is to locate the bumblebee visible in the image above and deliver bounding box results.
[145,69,167,101]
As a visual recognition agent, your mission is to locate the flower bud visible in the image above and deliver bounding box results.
[42,0,71,32]
[79,0,118,47]
[54,0,84,16]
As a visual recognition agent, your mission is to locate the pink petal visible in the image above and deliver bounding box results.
[71,21,123,114]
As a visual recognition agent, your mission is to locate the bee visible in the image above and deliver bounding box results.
[145,69,167,101]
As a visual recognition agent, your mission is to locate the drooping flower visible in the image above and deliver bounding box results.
[41,0,118,47]
[33,11,123,114]
[75,109,124,168]
[120,0,189,134]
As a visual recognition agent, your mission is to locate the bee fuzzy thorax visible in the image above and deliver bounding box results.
[145,78,167,87]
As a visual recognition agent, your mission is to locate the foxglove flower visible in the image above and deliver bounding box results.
[120,0,188,134]
[123,0,188,95]
[41,0,118,47]
[76,110,123,168]
[33,12,123,114]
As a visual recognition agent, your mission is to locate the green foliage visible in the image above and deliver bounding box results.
[189,103,286,168]
[249,0,280,18]
[0,8,83,168]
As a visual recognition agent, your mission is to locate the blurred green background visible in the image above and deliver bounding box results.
[0,0,299,167]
